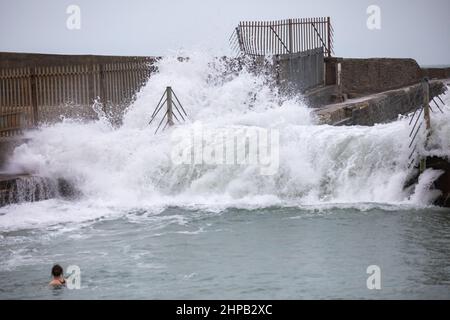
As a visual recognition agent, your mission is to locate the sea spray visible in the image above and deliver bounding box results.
[1,52,449,231]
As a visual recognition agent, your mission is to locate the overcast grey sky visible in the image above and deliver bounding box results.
[0,0,449,65]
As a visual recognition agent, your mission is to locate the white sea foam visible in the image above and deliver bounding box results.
[1,52,449,231]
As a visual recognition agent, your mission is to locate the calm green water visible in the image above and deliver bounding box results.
[1,205,450,299]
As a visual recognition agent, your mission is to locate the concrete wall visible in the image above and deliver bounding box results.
[0,52,158,68]
[340,58,422,97]
[422,67,450,80]
[317,80,447,126]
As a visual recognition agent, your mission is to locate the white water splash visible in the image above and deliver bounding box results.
[1,52,449,231]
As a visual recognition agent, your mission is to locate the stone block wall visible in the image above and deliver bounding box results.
[340,58,422,96]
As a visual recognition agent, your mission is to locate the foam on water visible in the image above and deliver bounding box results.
[1,51,449,232]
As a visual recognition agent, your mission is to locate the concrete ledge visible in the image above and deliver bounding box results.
[0,174,57,207]
[316,80,447,126]
[324,57,424,96]
[422,67,450,80]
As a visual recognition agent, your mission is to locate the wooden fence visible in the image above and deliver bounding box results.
[230,17,334,57]
[0,53,156,137]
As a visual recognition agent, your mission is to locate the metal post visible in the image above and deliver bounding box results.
[288,19,293,54]
[327,17,331,58]
[422,79,431,135]
[30,67,38,126]
[337,62,343,102]
[419,78,431,172]
[99,64,106,114]
[236,27,245,52]
[88,61,95,105]
[166,86,174,126]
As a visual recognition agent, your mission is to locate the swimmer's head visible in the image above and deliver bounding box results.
[51,264,63,278]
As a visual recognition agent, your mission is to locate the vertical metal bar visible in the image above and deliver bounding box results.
[255,21,259,55]
[111,63,116,106]
[305,18,310,50]
[99,64,106,113]
[321,17,325,52]
[423,80,431,133]
[88,62,95,107]
[268,21,272,54]
[5,69,10,115]
[269,21,272,54]
[327,16,331,57]
[12,69,17,112]
[119,62,124,105]
[276,20,280,54]
[303,18,306,52]
[127,61,132,102]
[315,17,319,49]
[17,70,21,111]
[248,21,255,55]
[260,21,264,55]
[247,22,252,55]
[77,65,82,106]
[112,64,117,106]
[252,22,256,55]
[16,69,21,113]
[248,22,252,55]
[38,67,43,121]
[0,70,3,114]
[118,63,123,106]
[30,67,38,126]
[166,86,174,126]
[103,64,108,106]
[264,21,267,54]
[252,21,256,55]
[299,18,303,52]
[242,23,249,54]
[275,20,278,54]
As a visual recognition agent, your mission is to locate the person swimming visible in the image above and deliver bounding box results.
[49,264,66,288]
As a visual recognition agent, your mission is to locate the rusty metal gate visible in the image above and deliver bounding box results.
[230,17,334,57]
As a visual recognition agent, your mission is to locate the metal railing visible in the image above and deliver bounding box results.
[407,79,447,169]
[0,111,24,137]
[0,53,156,136]
[230,17,334,57]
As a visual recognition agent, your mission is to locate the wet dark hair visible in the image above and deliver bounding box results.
[51,264,63,277]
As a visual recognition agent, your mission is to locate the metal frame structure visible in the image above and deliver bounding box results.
[230,17,334,57]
